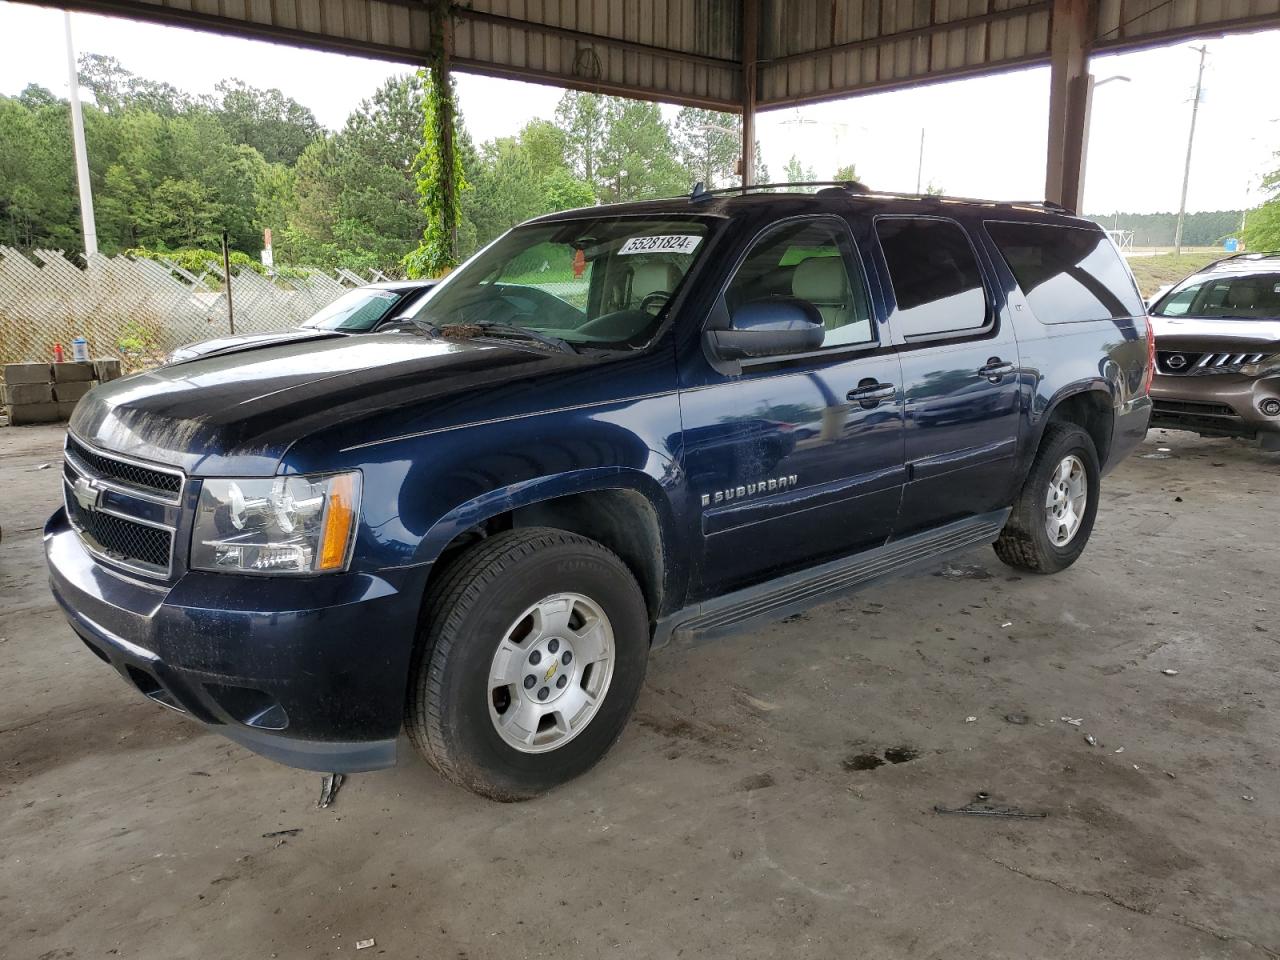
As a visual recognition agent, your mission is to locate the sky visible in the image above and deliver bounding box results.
[2,1,1278,215]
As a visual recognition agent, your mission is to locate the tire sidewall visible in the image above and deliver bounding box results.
[432,541,648,798]
[1028,427,1100,569]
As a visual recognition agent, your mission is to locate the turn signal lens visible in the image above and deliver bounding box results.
[1142,318,1156,395]
[318,472,358,571]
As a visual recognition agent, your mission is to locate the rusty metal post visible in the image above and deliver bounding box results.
[222,230,235,335]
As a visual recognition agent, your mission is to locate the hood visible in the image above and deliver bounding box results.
[1151,315,1280,351]
[167,328,340,363]
[71,333,588,474]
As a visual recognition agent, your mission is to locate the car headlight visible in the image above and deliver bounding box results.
[190,471,362,575]
[1240,355,1280,377]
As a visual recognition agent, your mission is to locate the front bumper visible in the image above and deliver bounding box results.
[45,507,428,772]
[1150,373,1280,447]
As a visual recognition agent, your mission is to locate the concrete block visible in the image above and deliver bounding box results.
[6,402,60,425]
[53,380,94,403]
[4,382,53,405]
[57,400,80,419]
[52,361,95,383]
[93,358,123,382]
[3,362,52,385]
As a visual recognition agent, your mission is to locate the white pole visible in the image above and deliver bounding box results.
[64,12,97,257]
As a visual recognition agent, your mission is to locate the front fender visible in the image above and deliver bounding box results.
[412,459,679,567]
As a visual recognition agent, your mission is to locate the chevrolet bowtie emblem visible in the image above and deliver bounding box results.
[72,476,101,512]
[543,660,558,682]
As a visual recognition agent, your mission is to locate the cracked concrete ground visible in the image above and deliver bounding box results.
[2,422,1278,960]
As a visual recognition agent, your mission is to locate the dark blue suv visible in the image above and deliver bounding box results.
[45,185,1153,799]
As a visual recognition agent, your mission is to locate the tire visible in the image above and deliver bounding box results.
[405,527,649,801]
[993,422,1101,575]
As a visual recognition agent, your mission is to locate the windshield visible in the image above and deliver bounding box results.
[301,288,405,331]
[1152,271,1280,320]
[409,216,715,349]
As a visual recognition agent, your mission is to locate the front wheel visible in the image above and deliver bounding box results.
[993,423,1101,574]
[405,528,649,800]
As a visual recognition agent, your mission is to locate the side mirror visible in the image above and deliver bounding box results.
[706,298,825,361]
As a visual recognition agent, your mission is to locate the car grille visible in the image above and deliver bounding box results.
[65,435,183,499]
[65,492,173,570]
[1156,350,1268,375]
[63,435,184,577]
[1152,399,1239,419]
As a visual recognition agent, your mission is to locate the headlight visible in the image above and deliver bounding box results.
[190,471,362,575]
[1240,355,1280,377]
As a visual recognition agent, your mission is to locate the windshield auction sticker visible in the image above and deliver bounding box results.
[618,235,702,255]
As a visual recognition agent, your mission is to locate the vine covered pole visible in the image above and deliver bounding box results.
[405,0,465,278]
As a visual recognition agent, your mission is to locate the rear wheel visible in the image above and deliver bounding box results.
[405,528,649,800]
[993,423,1100,574]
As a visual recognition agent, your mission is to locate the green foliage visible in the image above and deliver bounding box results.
[126,244,267,276]
[405,54,467,278]
[674,108,740,189]
[1084,210,1246,247]
[215,79,321,165]
[1242,159,1280,251]
[783,155,817,189]
[833,163,858,182]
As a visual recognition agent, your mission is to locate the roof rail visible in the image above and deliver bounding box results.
[685,182,1078,214]
[688,180,871,202]
[1203,250,1280,271]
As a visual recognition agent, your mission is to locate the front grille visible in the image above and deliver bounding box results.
[63,434,184,577]
[65,492,173,570]
[1152,399,1239,419]
[1157,350,1268,375]
[65,435,182,498]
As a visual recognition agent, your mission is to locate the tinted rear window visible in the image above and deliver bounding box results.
[875,217,988,338]
[986,221,1144,323]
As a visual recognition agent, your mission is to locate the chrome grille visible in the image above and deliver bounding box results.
[1157,350,1268,375]
[65,492,172,570]
[65,435,183,500]
[62,435,184,577]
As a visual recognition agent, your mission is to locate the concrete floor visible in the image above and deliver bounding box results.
[2,422,1278,960]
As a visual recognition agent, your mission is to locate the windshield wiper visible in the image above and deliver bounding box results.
[440,321,577,354]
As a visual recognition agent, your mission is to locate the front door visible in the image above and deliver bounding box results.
[679,216,907,599]
[871,215,1021,535]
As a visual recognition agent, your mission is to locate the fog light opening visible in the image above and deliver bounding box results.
[1259,398,1280,418]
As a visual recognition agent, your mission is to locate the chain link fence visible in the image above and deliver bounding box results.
[0,247,382,376]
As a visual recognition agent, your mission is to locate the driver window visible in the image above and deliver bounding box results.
[725,219,874,348]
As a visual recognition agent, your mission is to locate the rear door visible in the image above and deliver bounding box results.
[872,216,1022,536]
[679,215,906,598]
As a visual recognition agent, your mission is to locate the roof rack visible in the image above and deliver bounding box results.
[686,181,1076,214]
[689,180,871,201]
[1203,250,1280,270]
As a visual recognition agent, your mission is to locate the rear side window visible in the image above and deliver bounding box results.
[986,221,1144,322]
[875,218,988,339]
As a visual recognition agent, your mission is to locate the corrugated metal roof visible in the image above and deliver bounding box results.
[25,0,1280,110]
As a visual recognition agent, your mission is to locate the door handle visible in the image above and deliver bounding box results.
[978,358,1015,382]
[846,381,898,406]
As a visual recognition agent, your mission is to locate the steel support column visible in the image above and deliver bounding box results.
[741,0,758,186]
[1044,0,1095,212]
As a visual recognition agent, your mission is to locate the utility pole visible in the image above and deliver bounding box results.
[64,12,97,257]
[1174,45,1208,256]
[915,128,925,194]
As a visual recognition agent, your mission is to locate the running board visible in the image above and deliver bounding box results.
[653,509,1010,648]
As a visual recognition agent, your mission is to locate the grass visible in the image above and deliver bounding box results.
[1124,249,1222,299]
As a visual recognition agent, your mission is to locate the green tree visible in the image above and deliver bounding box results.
[555,91,608,190]
[784,155,816,184]
[673,107,740,189]
[833,162,858,182]
[0,89,77,248]
[1243,157,1280,250]
[215,79,321,166]
[596,99,689,203]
